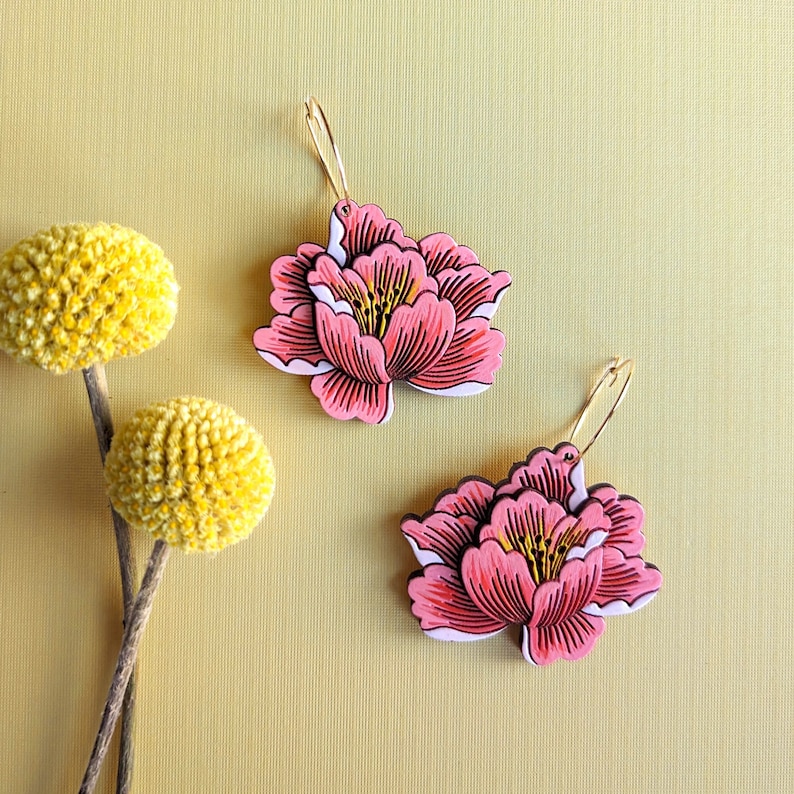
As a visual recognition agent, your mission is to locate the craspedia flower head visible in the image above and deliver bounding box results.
[105,397,275,554]
[0,223,178,374]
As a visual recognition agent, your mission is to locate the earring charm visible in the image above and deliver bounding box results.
[253,97,511,424]
[402,358,662,665]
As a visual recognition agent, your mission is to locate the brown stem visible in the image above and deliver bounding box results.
[82,364,136,606]
[114,668,136,794]
[79,540,171,794]
[82,363,137,794]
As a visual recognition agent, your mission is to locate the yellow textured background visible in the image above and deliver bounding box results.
[1,2,791,792]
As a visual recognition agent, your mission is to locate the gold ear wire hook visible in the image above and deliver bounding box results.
[569,357,635,464]
[305,96,351,202]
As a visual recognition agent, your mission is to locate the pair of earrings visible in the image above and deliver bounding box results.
[253,100,661,664]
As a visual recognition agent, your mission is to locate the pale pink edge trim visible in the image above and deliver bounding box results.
[423,626,507,642]
[582,589,660,617]
[520,626,540,666]
[327,211,346,266]
[309,283,354,315]
[408,380,492,397]
[378,384,396,424]
[564,529,608,561]
[403,534,445,567]
[255,349,334,376]
[568,460,588,512]
[469,283,510,320]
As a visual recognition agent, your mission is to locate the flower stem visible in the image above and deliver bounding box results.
[82,364,136,605]
[115,680,135,794]
[79,540,171,794]
[82,363,137,794]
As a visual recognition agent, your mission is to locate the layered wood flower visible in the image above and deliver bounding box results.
[254,200,511,424]
[402,443,662,665]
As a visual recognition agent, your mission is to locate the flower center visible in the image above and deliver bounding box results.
[499,516,593,586]
[341,276,417,339]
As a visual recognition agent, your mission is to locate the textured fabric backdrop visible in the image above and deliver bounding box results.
[1,2,791,792]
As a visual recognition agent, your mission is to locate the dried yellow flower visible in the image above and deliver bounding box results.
[0,223,178,373]
[105,397,275,554]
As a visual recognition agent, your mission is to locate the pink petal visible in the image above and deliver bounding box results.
[589,485,646,555]
[521,611,605,665]
[310,369,393,424]
[253,304,333,375]
[418,232,480,275]
[558,500,610,560]
[479,489,569,549]
[480,490,609,568]
[407,317,506,395]
[351,243,432,299]
[529,550,604,627]
[408,565,506,640]
[308,245,434,330]
[496,443,586,511]
[402,511,479,567]
[306,253,359,314]
[523,551,605,664]
[315,303,389,383]
[435,265,512,320]
[584,546,662,616]
[270,243,325,313]
[460,540,536,625]
[328,200,418,266]
[434,476,496,523]
[382,292,456,381]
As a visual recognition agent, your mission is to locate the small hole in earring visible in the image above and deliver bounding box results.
[341,203,351,217]
[563,452,574,462]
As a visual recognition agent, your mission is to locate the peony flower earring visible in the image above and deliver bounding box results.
[402,358,662,666]
[253,97,511,424]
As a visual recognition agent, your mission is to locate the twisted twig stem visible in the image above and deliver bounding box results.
[82,363,137,793]
[79,540,171,794]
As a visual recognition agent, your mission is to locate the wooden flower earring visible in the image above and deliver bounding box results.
[253,97,511,424]
[402,358,662,666]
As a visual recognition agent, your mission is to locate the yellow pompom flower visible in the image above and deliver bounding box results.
[0,223,178,373]
[105,397,275,554]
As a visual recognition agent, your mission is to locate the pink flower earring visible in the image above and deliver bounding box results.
[402,358,662,665]
[253,98,511,424]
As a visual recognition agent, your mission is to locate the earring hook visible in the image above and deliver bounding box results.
[304,96,351,202]
[569,357,635,464]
